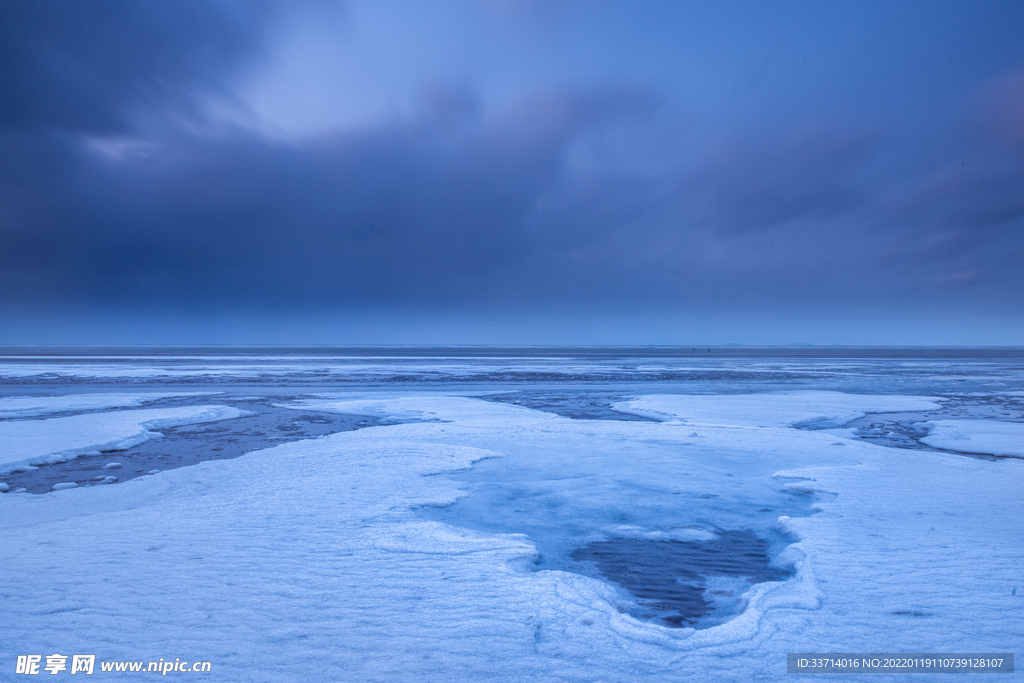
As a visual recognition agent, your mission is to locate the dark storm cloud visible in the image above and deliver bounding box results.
[0,0,278,134]
[2,80,1022,312]
[1,81,656,307]
[696,125,881,235]
[1,1,1023,342]
[516,105,1024,306]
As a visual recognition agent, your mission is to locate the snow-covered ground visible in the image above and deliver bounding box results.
[616,391,943,428]
[0,404,247,475]
[2,389,1020,681]
[0,392,213,418]
[922,419,1024,458]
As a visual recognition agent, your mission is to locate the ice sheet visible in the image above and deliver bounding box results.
[616,391,943,428]
[0,392,213,418]
[1,351,1019,399]
[3,392,1019,681]
[922,419,1024,457]
[0,405,247,474]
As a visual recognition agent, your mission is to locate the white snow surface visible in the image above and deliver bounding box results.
[616,390,942,428]
[0,405,247,474]
[922,419,1024,457]
[0,392,214,418]
[2,392,1021,682]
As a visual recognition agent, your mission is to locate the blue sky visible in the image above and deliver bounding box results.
[1,1,1022,344]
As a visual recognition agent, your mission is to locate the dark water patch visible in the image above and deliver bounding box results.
[794,394,1024,460]
[571,530,792,628]
[416,438,807,631]
[845,413,938,452]
[2,399,385,494]
[482,392,657,421]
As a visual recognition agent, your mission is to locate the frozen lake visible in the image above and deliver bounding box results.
[1,347,1022,681]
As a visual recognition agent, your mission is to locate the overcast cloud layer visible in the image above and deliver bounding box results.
[1,1,1023,344]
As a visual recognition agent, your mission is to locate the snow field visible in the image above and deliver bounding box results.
[1,392,1020,682]
[0,405,248,474]
[616,391,943,428]
[0,392,214,418]
[922,419,1024,458]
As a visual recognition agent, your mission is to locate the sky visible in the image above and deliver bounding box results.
[1,0,1023,345]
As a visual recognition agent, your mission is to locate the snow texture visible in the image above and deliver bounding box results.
[2,392,1020,682]
[922,419,1024,458]
[616,391,942,428]
[0,392,213,418]
[0,405,247,474]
